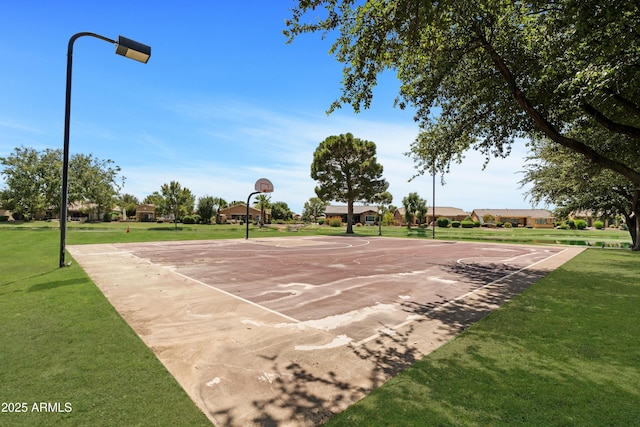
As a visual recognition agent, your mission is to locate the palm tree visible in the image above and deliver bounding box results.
[253,194,271,227]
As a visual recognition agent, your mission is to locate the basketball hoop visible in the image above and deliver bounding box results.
[254,178,274,193]
[246,178,274,240]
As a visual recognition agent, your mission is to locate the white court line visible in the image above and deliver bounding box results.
[352,248,570,347]
[121,250,301,324]
[170,269,301,323]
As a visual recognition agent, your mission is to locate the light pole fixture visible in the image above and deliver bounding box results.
[246,178,274,240]
[59,32,151,267]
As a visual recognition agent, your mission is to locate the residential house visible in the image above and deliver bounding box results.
[324,205,378,225]
[569,210,613,228]
[0,209,13,221]
[394,206,468,226]
[67,202,121,222]
[135,204,156,222]
[471,208,555,228]
[219,203,270,223]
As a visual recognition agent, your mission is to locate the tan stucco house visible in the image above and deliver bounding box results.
[135,204,156,222]
[471,208,555,228]
[324,205,378,225]
[219,204,270,223]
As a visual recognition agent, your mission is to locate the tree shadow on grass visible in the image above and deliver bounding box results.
[27,278,87,292]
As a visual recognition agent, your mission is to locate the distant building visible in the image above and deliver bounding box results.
[135,204,156,222]
[394,206,468,226]
[219,204,271,223]
[324,205,378,225]
[471,209,555,228]
[569,210,614,228]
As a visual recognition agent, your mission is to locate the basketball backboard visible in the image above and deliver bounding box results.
[254,178,274,193]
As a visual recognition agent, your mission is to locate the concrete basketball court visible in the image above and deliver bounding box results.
[68,236,584,426]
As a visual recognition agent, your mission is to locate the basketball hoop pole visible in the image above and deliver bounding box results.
[246,178,274,240]
[246,191,260,239]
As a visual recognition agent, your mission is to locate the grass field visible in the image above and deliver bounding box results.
[1,221,638,426]
[3,219,633,247]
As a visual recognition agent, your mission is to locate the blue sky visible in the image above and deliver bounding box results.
[0,1,536,214]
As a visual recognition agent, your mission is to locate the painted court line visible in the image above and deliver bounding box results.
[352,248,569,347]
[124,250,302,324]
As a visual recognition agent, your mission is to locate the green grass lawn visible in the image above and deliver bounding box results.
[1,221,638,426]
[2,219,632,248]
[327,248,640,426]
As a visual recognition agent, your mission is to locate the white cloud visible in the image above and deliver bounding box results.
[118,100,535,214]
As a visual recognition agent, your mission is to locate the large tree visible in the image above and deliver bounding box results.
[197,196,228,224]
[270,201,293,221]
[402,192,426,229]
[197,195,216,224]
[302,196,328,223]
[0,147,57,219]
[119,193,140,219]
[311,133,388,234]
[68,153,123,221]
[0,146,123,220]
[521,131,639,248]
[286,1,640,249]
[151,181,195,229]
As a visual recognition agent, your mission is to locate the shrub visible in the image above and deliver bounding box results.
[567,219,576,229]
[504,222,513,228]
[317,218,324,225]
[0,216,9,222]
[461,220,475,228]
[482,214,496,224]
[575,219,588,230]
[451,220,461,228]
[474,221,481,227]
[355,222,362,227]
[182,214,201,224]
[594,221,604,229]
[436,217,450,228]
[328,216,342,227]
[496,222,503,228]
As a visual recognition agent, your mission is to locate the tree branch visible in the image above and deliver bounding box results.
[582,103,640,139]
[604,88,640,121]
[478,36,640,187]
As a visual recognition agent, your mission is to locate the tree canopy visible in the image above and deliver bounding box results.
[0,146,123,220]
[287,0,640,249]
[302,196,328,223]
[148,181,195,229]
[270,201,294,221]
[311,133,388,233]
[522,130,639,248]
[402,192,426,229]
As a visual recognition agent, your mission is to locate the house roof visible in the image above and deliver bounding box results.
[472,209,554,219]
[219,204,262,215]
[395,206,468,217]
[325,205,378,215]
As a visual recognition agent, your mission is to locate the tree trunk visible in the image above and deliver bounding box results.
[346,201,354,234]
[631,190,640,251]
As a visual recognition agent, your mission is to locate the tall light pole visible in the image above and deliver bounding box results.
[59,33,151,267]
[432,167,436,239]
